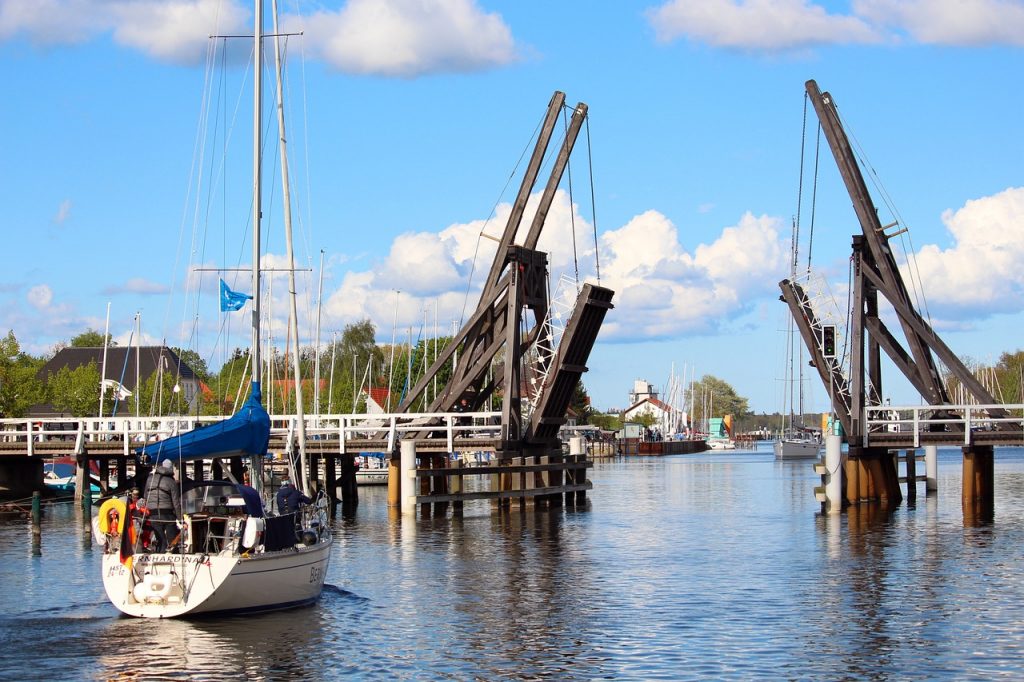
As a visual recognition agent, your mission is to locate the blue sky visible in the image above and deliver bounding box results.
[2,0,1023,415]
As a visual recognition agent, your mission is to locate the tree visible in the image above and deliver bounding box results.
[70,329,114,347]
[569,380,593,424]
[137,369,186,416]
[48,360,105,416]
[994,350,1024,406]
[685,375,750,427]
[0,331,45,418]
[173,348,211,384]
[590,412,622,432]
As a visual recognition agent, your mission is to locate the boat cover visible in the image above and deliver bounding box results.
[139,383,270,464]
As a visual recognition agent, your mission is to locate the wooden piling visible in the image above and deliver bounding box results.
[905,449,917,502]
[387,452,400,508]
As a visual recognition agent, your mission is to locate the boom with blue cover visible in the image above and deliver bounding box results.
[139,383,270,464]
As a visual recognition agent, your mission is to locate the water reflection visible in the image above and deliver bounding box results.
[3,448,1024,679]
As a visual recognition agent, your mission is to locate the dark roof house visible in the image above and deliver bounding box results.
[37,346,198,390]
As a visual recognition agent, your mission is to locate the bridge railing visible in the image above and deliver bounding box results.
[0,411,502,457]
[864,403,1024,447]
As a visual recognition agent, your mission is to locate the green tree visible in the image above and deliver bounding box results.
[0,331,46,417]
[569,380,593,424]
[48,360,105,416]
[173,347,211,384]
[994,350,1024,406]
[138,369,186,416]
[590,412,622,432]
[633,411,657,428]
[71,329,114,347]
[686,374,750,426]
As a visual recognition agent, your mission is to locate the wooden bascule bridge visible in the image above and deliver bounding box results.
[780,80,1024,522]
[0,91,615,516]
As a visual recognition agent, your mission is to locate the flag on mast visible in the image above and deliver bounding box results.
[220,279,252,312]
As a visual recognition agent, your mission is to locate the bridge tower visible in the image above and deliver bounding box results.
[780,80,1007,514]
[395,91,614,510]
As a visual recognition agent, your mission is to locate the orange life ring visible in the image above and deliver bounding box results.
[97,498,127,535]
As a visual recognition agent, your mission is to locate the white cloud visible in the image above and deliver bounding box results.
[646,0,1024,50]
[101,278,171,296]
[2,0,518,74]
[598,210,787,340]
[0,0,247,63]
[647,0,883,50]
[107,0,248,63]
[903,187,1024,317]
[854,0,1024,46]
[319,191,789,345]
[27,284,53,310]
[288,0,518,77]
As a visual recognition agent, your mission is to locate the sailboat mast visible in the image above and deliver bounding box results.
[271,0,310,493]
[251,0,263,386]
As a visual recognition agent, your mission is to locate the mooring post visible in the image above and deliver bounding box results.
[569,436,587,505]
[32,490,41,537]
[82,464,93,520]
[925,445,938,492]
[387,450,400,508]
[400,440,416,516]
[824,434,843,513]
[905,449,917,502]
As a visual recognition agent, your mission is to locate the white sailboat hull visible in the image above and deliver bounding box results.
[773,438,821,460]
[102,536,332,618]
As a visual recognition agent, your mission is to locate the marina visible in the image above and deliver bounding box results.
[2,2,1024,679]
[4,446,1024,679]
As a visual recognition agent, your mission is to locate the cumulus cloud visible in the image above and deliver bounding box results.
[319,190,788,344]
[645,0,1024,50]
[0,0,246,64]
[854,0,1024,46]
[598,210,787,340]
[902,187,1024,318]
[287,0,518,77]
[646,0,883,50]
[1,0,517,74]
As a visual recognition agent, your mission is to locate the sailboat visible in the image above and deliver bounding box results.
[98,0,332,618]
[774,221,821,460]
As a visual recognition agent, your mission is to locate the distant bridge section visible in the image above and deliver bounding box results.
[0,411,505,460]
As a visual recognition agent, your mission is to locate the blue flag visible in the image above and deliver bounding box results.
[220,279,252,312]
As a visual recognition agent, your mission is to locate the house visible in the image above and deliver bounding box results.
[34,346,201,416]
[622,378,687,437]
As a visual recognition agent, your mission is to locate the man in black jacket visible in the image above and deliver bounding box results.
[144,459,181,552]
[276,479,312,515]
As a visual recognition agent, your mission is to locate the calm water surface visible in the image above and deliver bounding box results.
[2,446,1024,680]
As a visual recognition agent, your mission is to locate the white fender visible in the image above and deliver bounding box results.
[241,517,265,549]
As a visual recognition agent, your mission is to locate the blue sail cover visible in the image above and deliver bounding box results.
[139,383,271,464]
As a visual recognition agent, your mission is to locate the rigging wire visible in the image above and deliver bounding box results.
[562,104,580,285]
[585,115,601,285]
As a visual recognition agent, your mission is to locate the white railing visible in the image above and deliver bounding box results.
[0,411,502,457]
[863,403,1024,447]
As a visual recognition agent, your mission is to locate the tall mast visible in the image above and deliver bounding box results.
[251,0,263,387]
[272,0,309,492]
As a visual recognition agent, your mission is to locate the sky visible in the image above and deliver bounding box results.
[2,0,1023,416]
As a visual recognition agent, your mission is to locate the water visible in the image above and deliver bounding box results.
[3,446,1024,680]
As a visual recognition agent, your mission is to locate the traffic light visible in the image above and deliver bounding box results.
[821,325,837,358]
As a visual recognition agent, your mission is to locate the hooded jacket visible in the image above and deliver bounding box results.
[144,464,181,518]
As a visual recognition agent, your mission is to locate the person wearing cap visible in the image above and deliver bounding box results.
[276,478,312,515]
[144,459,181,551]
